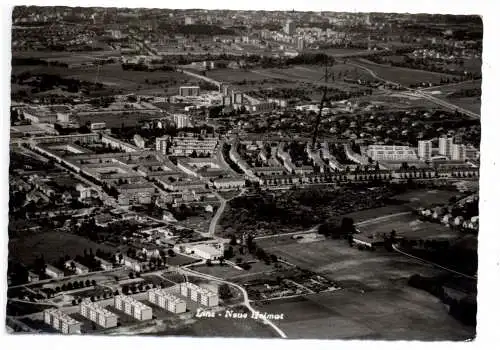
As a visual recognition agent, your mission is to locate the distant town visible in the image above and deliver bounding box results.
[8,6,480,340]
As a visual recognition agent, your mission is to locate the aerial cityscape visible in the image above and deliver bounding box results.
[8,6,481,340]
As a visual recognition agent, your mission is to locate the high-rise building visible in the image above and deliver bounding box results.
[173,114,190,129]
[284,20,296,35]
[438,136,454,158]
[451,144,467,161]
[297,37,305,51]
[417,140,432,160]
[156,136,168,154]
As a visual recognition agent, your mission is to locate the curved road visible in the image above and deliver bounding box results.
[180,267,287,338]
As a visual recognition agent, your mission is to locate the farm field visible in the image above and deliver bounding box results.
[8,230,115,267]
[257,287,474,340]
[351,58,456,86]
[422,79,482,115]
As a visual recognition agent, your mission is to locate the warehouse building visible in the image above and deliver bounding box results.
[147,288,187,314]
[178,282,219,307]
[114,295,153,321]
[43,308,82,334]
[80,299,118,328]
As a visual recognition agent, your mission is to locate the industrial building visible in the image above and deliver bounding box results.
[190,243,224,261]
[43,308,81,334]
[114,295,153,321]
[178,282,219,307]
[80,299,118,328]
[147,288,187,314]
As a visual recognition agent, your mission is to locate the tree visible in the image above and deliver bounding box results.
[91,280,97,286]
[122,285,129,294]
[85,280,91,287]
[229,235,237,245]
[206,259,213,266]
[219,284,233,300]
[129,272,134,279]
[340,217,355,234]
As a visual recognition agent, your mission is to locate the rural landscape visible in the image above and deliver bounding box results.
[8,6,480,341]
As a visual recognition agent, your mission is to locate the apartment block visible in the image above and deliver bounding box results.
[451,143,467,161]
[178,282,219,307]
[417,140,432,160]
[147,288,187,314]
[114,295,153,321]
[439,136,454,158]
[43,308,81,334]
[80,299,118,328]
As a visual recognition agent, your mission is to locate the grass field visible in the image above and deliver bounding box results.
[357,213,461,241]
[257,288,474,340]
[391,189,459,208]
[8,230,115,267]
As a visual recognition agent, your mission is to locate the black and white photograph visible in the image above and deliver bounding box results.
[4,2,491,344]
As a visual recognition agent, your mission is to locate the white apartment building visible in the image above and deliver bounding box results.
[114,295,153,321]
[155,136,168,154]
[366,145,418,161]
[123,256,144,272]
[44,308,81,334]
[173,114,190,129]
[80,299,118,328]
[147,288,187,314]
[171,136,218,156]
[178,282,219,307]
[418,140,432,160]
[451,143,467,161]
[439,136,454,158]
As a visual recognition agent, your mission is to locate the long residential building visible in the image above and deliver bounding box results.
[366,145,418,161]
[80,299,118,328]
[43,308,82,334]
[171,136,218,156]
[178,282,219,307]
[114,295,153,321]
[101,134,140,153]
[147,288,187,314]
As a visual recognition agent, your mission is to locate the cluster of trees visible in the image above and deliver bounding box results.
[121,63,176,72]
[408,274,476,326]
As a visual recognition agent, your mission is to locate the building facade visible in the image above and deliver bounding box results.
[417,140,432,160]
[44,309,81,334]
[439,136,454,158]
[366,145,418,161]
[147,288,187,314]
[114,295,153,321]
[80,299,118,328]
[178,282,219,307]
[179,86,200,97]
[451,143,467,161]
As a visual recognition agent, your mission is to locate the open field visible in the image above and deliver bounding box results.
[352,58,456,86]
[11,62,201,95]
[257,288,474,340]
[357,213,462,241]
[391,189,460,208]
[8,230,115,267]
[422,79,482,115]
[259,237,443,290]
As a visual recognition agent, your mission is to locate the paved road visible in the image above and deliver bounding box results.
[180,267,287,338]
[207,188,246,237]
